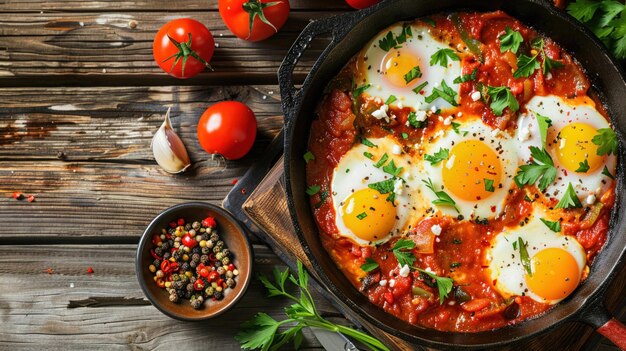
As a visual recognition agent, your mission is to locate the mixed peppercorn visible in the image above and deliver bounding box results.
[148,216,239,309]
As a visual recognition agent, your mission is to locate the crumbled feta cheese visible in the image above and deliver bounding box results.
[397,101,403,109]
[399,264,411,277]
[470,91,481,101]
[414,110,427,122]
[424,267,434,274]
[379,279,387,287]
[519,127,531,141]
[438,116,444,122]
[491,128,501,137]
[371,104,389,120]
[431,224,442,236]
[392,144,402,155]
[585,194,596,205]
[394,178,404,195]
[443,116,453,126]
[546,72,553,80]
[374,97,383,104]
[430,105,437,113]
[389,279,396,288]
[457,112,463,117]
[448,300,456,306]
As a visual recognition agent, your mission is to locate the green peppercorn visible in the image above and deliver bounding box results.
[206,240,214,249]
[215,252,224,260]
[201,247,210,255]
[221,256,230,265]
[225,271,234,279]
[205,286,215,296]
[199,227,206,233]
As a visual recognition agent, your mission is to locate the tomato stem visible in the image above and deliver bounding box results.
[242,0,282,39]
[163,33,212,77]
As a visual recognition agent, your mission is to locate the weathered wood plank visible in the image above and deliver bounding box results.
[0,11,338,85]
[0,85,282,161]
[0,244,342,350]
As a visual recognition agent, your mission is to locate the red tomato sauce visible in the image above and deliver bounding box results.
[305,11,616,332]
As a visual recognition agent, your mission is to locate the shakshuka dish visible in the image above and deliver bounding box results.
[304,11,618,332]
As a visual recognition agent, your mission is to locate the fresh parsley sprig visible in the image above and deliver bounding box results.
[424,148,450,165]
[487,85,519,116]
[555,183,583,209]
[393,239,416,267]
[425,80,458,106]
[535,111,553,148]
[499,27,524,54]
[540,218,561,232]
[423,178,459,212]
[516,237,533,276]
[415,268,454,304]
[567,0,626,60]
[430,48,460,68]
[236,261,390,351]
[514,146,557,192]
[404,66,422,84]
[592,128,618,156]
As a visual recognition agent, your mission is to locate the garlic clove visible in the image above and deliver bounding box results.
[151,107,191,173]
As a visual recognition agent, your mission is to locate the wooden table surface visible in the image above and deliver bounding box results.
[0,1,623,350]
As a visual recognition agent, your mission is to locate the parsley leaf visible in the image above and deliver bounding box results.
[592,128,618,156]
[401,132,409,139]
[555,183,583,209]
[514,54,540,78]
[356,212,367,220]
[303,151,315,163]
[415,268,454,304]
[602,165,615,179]
[424,148,450,165]
[423,178,459,212]
[484,178,495,192]
[360,137,377,148]
[450,121,468,136]
[404,66,422,84]
[499,27,524,53]
[382,159,404,177]
[575,159,590,173]
[363,151,374,160]
[315,190,328,209]
[305,185,320,196]
[353,83,371,97]
[378,31,399,52]
[373,153,389,168]
[360,258,379,272]
[514,146,557,192]
[425,80,458,106]
[385,95,397,105]
[423,17,436,27]
[535,111,553,148]
[453,68,478,84]
[412,81,428,94]
[543,55,564,75]
[487,85,519,116]
[517,237,533,276]
[368,179,396,203]
[540,218,561,232]
[408,111,426,128]
[430,48,460,68]
[393,239,416,267]
[568,0,602,22]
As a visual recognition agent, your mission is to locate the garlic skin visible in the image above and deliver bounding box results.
[151,107,191,173]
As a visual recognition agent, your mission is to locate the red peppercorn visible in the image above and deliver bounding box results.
[201,217,217,228]
[182,234,198,248]
[12,192,23,200]
[227,264,235,271]
[169,221,177,228]
[208,271,219,282]
[27,195,36,202]
[87,267,94,274]
[177,218,185,226]
[231,178,238,185]
[193,279,205,291]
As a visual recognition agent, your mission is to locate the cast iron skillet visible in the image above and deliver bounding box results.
[279,0,626,348]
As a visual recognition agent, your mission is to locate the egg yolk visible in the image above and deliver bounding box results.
[526,247,581,303]
[381,48,421,88]
[341,187,396,242]
[442,140,502,201]
[557,123,604,173]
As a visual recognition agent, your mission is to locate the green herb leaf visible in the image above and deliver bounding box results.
[360,137,377,148]
[393,239,416,267]
[425,80,458,106]
[423,178,459,212]
[404,66,422,84]
[303,151,315,163]
[368,179,396,204]
[567,0,602,22]
[535,111,553,148]
[517,237,533,276]
[487,85,519,116]
[514,146,557,192]
[382,159,404,177]
[353,83,371,97]
[602,165,615,179]
[499,27,524,54]
[236,312,281,350]
[514,54,540,78]
[540,218,561,232]
[408,111,426,128]
[416,268,454,304]
[401,132,409,139]
[450,262,462,268]
[361,258,379,272]
[575,159,590,173]
[453,68,478,84]
[592,128,618,156]
[385,95,397,105]
[423,17,436,27]
[305,185,320,196]
[356,212,368,220]
[315,190,328,209]
[378,31,399,52]
[543,55,564,75]
[412,81,428,94]
[555,183,583,209]
[424,147,450,165]
[363,151,374,160]
[484,178,495,192]
[373,153,389,168]
[531,37,545,50]
[430,48,460,68]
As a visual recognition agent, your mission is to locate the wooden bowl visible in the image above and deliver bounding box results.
[135,202,253,321]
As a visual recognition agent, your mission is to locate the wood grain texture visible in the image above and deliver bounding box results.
[0,244,342,350]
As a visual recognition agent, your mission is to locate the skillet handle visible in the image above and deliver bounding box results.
[278,8,373,124]
[580,302,626,350]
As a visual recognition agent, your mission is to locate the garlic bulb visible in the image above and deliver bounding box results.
[151,107,191,173]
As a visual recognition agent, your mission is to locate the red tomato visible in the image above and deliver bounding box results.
[153,18,214,79]
[218,0,290,41]
[345,0,381,9]
[197,101,257,160]
[182,234,198,248]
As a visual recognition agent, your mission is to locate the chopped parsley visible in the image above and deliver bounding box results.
[360,257,379,272]
[303,151,315,163]
[540,218,561,232]
[425,80,458,106]
[514,53,541,78]
[602,165,615,179]
[423,17,436,27]
[450,262,462,268]
[363,151,374,160]
[404,66,422,84]
[499,27,524,54]
[401,132,409,139]
[424,148,450,166]
[430,48,460,68]
[356,212,368,220]
[385,95,397,105]
[382,159,404,177]
[514,146,557,192]
[368,178,396,203]
[487,85,519,116]
[575,159,590,173]
[408,111,426,128]
[360,137,377,148]
[378,24,412,51]
[315,190,328,209]
[373,153,389,168]
[531,36,564,75]
[592,128,618,156]
[517,237,533,276]
[484,178,495,192]
[555,183,583,209]
[423,178,459,212]
[353,83,371,97]
[412,81,428,94]
[453,68,478,84]
[535,111,553,148]
[305,185,320,196]
[450,121,468,136]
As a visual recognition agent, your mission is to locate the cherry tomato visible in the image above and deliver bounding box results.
[153,18,214,79]
[182,234,198,248]
[218,0,290,41]
[197,101,257,160]
[345,0,381,9]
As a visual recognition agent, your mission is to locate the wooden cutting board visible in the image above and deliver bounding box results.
[223,128,626,351]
